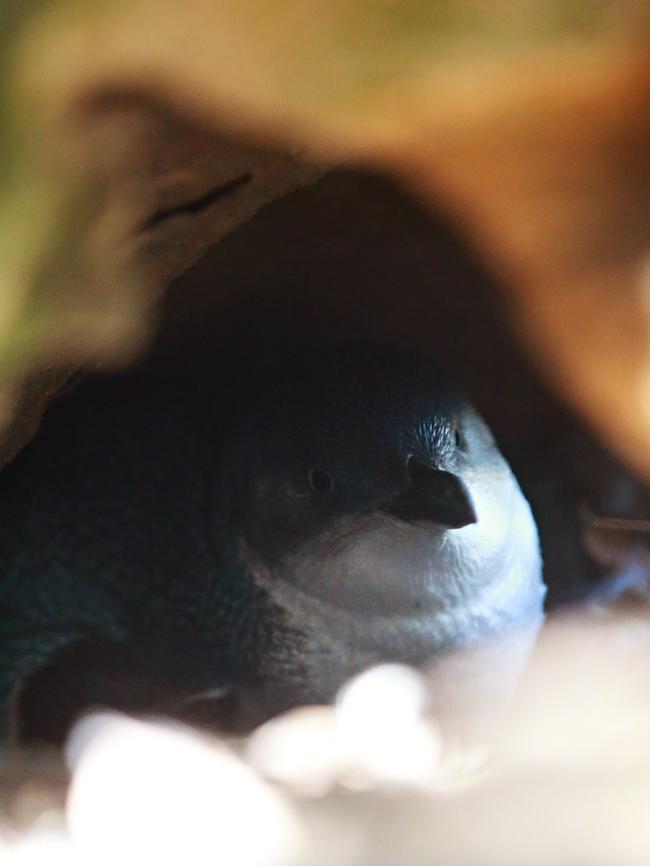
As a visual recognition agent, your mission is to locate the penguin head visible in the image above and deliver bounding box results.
[221,344,542,626]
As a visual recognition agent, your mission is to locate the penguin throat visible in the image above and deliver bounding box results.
[240,511,486,620]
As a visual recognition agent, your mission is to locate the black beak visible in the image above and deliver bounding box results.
[382,458,478,529]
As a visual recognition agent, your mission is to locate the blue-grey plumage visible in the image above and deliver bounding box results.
[0,344,544,739]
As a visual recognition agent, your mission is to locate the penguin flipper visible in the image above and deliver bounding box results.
[9,637,180,748]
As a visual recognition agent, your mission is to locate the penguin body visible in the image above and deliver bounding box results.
[0,345,544,738]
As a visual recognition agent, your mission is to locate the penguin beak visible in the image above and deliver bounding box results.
[382,462,478,529]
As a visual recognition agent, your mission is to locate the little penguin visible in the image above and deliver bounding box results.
[0,343,544,742]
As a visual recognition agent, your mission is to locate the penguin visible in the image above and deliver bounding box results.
[0,344,544,743]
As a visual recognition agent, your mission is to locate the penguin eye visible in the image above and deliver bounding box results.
[454,426,465,450]
[308,468,334,493]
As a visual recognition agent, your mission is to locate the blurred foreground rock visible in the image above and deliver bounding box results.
[2,611,650,864]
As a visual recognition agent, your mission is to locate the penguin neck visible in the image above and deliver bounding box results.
[239,513,540,668]
[244,509,528,620]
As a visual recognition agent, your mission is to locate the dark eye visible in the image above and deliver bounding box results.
[308,468,334,493]
[454,426,464,450]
